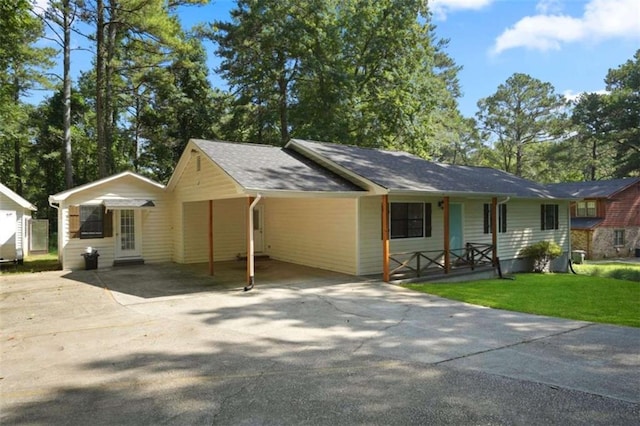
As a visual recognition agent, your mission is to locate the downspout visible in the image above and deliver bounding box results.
[49,199,61,265]
[244,193,262,292]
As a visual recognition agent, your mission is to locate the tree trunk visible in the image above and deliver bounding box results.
[96,0,107,177]
[63,0,73,188]
[278,73,289,146]
[12,76,23,195]
[104,0,118,175]
[590,138,597,181]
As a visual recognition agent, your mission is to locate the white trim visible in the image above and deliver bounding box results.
[49,171,164,202]
[0,183,37,210]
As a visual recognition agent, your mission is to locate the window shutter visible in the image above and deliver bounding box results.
[103,209,113,237]
[425,203,432,237]
[540,205,545,230]
[554,204,559,230]
[500,204,507,233]
[483,204,490,234]
[69,205,80,238]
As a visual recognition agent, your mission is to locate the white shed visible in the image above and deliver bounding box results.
[0,182,37,260]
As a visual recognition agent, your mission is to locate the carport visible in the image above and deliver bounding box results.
[66,260,364,300]
[169,139,366,290]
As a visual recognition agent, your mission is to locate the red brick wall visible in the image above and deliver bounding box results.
[601,182,640,227]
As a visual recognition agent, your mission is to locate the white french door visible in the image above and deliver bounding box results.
[115,209,142,258]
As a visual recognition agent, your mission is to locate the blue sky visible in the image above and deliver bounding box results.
[33,0,640,118]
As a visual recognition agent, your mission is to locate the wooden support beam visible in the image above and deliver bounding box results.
[382,195,390,282]
[443,196,450,273]
[208,200,214,276]
[491,197,497,265]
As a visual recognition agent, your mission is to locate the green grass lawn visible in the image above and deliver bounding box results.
[572,262,640,282]
[404,273,640,327]
[0,252,61,274]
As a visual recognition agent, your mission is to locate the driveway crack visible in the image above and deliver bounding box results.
[434,322,596,365]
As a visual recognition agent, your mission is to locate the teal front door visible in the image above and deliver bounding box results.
[449,203,464,254]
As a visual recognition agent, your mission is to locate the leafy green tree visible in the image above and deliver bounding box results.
[133,37,228,182]
[476,73,567,178]
[570,93,616,180]
[604,49,640,177]
[28,86,95,221]
[41,0,79,189]
[210,0,463,155]
[0,0,55,194]
[80,0,207,177]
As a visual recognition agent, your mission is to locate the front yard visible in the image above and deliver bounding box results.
[0,252,61,274]
[405,270,640,327]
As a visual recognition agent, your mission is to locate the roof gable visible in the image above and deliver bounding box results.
[170,139,364,193]
[289,139,571,199]
[0,183,37,210]
[49,171,164,202]
[547,178,640,198]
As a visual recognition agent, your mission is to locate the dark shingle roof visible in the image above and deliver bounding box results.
[290,139,572,199]
[547,178,640,198]
[570,217,604,230]
[192,139,363,192]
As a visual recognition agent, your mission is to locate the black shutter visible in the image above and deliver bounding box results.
[500,204,507,233]
[554,204,559,230]
[425,203,432,237]
[541,205,545,230]
[483,204,490,234]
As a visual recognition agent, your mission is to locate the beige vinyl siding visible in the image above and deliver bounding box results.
[140,191,172,263]
[358,196,382,275]
[172,153,241,203]
[183,201,208,263]
[463,198,494,246]
[182,198,246,263]
[497,199,570,260]
[264,197,357,275]
[60,175,171,270]
[358,195,446,275]
[171,153,245,263]
[172,199,185,263]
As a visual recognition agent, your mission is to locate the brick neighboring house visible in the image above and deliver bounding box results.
[548,178,640,259]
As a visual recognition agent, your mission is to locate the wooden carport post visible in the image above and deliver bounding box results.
[443,196,450,273]
[208,200,214,276]
[382,195,390,282]
[491,197,498,265]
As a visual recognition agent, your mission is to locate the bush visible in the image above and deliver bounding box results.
[520,241,562,273]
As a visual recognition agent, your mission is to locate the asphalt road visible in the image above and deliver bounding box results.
[1,267,638,425]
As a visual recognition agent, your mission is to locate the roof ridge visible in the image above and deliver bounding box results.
[192,138,280,149]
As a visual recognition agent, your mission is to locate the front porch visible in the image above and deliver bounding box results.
[387,242,499,282]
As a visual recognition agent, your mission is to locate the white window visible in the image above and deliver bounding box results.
[576,201,596,217]
[614,230,625,246]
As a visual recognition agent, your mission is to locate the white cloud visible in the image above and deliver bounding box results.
[535,0,563,14]
[563,89,609,102]
[492,0,640,54]
[430,0,493,20]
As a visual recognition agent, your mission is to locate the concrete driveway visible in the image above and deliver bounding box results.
[1,264,639,425]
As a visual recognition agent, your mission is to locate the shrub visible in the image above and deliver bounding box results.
[520,241,562,273]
